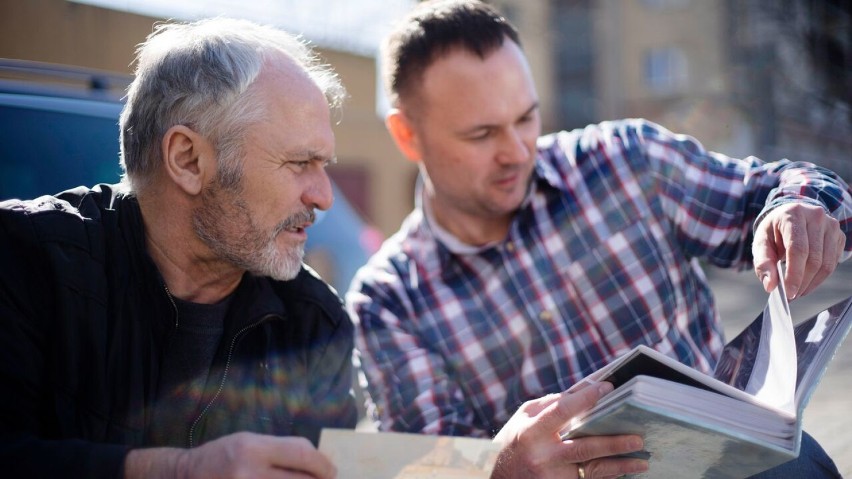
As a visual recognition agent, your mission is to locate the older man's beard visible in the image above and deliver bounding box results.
[193,180,315,281]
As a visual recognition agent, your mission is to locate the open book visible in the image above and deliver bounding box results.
[561,264,852,477]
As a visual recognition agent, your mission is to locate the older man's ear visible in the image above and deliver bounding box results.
[161,124,217,196]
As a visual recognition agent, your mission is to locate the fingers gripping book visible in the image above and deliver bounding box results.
[561,262,852,478]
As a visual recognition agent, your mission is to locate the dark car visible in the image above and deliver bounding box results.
[0,58,376,293]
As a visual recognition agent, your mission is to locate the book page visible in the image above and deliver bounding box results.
[743,261,796,414]
[792,295,852,410]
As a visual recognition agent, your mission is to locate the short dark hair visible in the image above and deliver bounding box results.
[381,0,521,108]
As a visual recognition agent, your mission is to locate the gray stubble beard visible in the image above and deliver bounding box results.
[193,181,315,281]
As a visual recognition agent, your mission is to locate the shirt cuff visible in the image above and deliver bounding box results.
[752,196,828,234]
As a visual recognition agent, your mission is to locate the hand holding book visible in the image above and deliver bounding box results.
[560,262,852,477]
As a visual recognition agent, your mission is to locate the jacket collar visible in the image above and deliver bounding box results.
[113,191,288,337]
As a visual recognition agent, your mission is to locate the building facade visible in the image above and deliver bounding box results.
[3,0,848,240]
[0,0,418,237]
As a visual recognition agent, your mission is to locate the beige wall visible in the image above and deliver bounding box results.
[491,0,558,130]
[323,49,418,235]
[592,0,751,155]
[0,0,161,73]
[0,0,417,236]
[492,0,739,153]
[595,0,727,108]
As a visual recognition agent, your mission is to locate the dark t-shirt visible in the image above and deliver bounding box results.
[148,294,232,447]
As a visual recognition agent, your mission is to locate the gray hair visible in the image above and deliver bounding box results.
[119,17,345,193]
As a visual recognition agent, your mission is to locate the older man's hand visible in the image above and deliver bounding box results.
[124,432,336,479]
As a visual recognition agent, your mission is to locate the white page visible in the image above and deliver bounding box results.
[745,261,796,415]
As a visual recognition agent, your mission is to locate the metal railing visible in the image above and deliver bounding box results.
[0,58,131,101]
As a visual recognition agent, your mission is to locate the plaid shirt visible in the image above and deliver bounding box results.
[346,119,852,438]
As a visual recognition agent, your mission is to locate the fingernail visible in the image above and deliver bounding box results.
[632,459,650,473]
[597,383,613,395]
[787,285,798,300]
[761,274,771,291]
[629,437,644,451]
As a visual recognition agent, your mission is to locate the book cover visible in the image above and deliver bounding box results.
[561,264,852,478]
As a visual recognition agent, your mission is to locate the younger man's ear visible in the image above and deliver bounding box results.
[160,125,216,196]
[385,108,422,163]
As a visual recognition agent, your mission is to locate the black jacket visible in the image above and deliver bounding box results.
[0,185,358,478]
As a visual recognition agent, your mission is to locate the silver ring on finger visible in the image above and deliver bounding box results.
[577,463,586,479]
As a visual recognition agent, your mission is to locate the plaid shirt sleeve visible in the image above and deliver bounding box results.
[605,120,852,267]
[346,118,852,439]
[346,240,490,437]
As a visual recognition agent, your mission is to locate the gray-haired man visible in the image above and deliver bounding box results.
[0,18,355,478]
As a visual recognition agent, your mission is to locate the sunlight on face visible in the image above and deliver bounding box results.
[405,40,541,242]
[193,175,314,281]
[192,56,335,281]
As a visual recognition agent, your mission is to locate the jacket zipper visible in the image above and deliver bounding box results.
[188,315,274,448]
[163,283,179,328]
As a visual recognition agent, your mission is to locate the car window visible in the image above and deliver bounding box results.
[0,96,123,200]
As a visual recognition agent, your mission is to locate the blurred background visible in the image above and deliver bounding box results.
[2,0,850,474]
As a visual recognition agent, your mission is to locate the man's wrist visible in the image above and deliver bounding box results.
[753,197,826,233]
[124,447,188,479]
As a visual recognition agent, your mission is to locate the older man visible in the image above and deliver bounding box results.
[0,18,355,478]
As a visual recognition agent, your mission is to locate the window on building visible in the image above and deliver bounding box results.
[640,0,692,10]
[644,47,688,94]
[552,0,596,128]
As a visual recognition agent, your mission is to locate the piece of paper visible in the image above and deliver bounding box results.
[319,429,501,479]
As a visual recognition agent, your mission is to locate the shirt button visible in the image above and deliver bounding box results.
[505,241,515,252]
[539,310,553,321]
